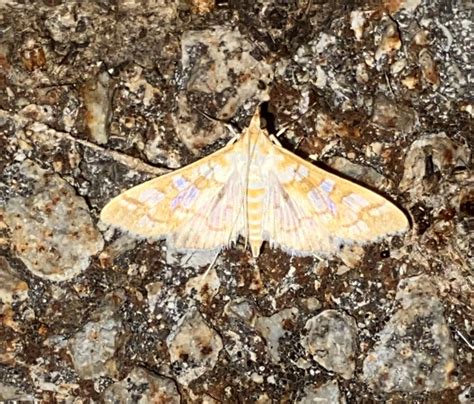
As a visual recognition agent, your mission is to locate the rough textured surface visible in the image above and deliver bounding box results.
[297,380,346,404]
[68,291,123,379]
[102,367,180,403]
[0,0,472,402]
[167,307,223,386]
[302,310,358,380]
[255,307,299,363]
[363,274,457,392]
[178,26,273,153]
[4,160,104,281]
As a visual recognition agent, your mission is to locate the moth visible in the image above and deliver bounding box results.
[100,108,409,258]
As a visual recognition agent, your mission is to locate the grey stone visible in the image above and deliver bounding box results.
[167,308,223,385]
[297,380,346,404]
[301,310,357,380]
[255,308,299,363]
[5,161,103,281]
[102,367,180,404]
[68,292,124,379]
[363,274,456,392]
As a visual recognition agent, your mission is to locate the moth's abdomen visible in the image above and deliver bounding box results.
[247,172,265,257]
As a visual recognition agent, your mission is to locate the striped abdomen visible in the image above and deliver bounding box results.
[247,170,265,257]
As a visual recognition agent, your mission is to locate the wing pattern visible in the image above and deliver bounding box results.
[261,145,409,256]
[100,142,245,252]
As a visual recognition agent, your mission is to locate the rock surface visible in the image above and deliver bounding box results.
[301,310,358,380]
[166,308,223,386]
[0,0,471,402]
[297,380,346,404]
[255,307,299,363]
[102,367,180,403]
[4,161,104,281]
[363,275,457,393]
[68,292,124,379]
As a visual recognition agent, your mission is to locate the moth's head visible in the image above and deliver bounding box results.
[241,105,272,142]
[248,106,262,131]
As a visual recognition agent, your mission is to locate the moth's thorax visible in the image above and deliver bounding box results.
[240,124,273,159]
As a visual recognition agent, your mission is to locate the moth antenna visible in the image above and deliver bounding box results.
[202,250,220,278]
[195,109,241,142]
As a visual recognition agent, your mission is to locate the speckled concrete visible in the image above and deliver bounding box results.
[0,0,472,402]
